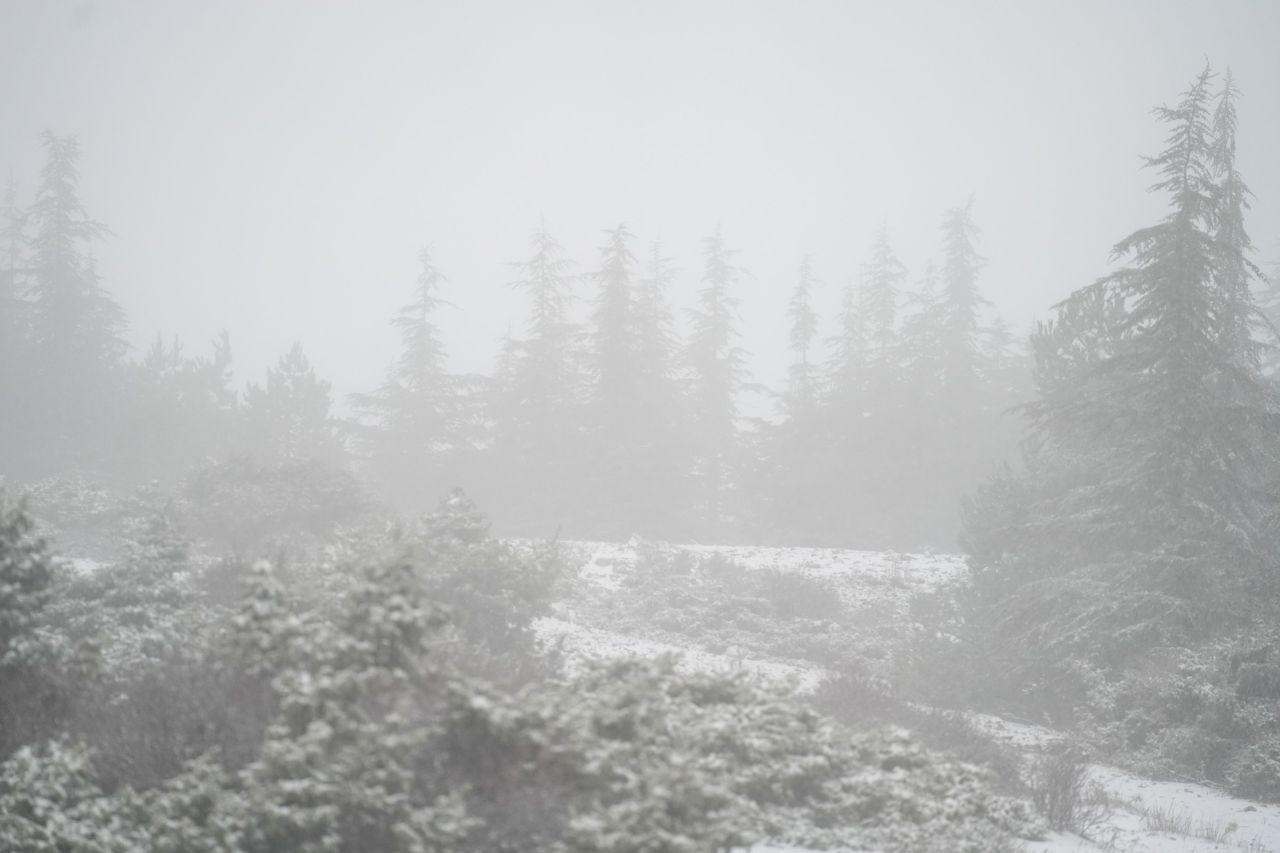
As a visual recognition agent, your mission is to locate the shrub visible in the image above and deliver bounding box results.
[180,457,368,553]
[1227,735,1280,802]
[1235,661,1280,701]
[1027,744,1111,837]
[756,570,845,621]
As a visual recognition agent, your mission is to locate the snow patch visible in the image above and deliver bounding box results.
[534,615,825,692]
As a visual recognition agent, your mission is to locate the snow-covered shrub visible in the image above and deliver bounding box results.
[812,664,899,724]
[180,456,369,553]
[1072,635,1280,793]
[404,489,562,684]
[0,740,141,853]
[1227,735,1280,801]
[756,568,845,621]
[895,708,1027,794]
[0,493,67,757]
[133,754,244,853]
[0,492,53,663]
[16,474,129,555]
[228,560,304,678]
[232,543,472,853]
[1234,660,1280,701]
[450,656,1037,853]
[1027,744,1110,837]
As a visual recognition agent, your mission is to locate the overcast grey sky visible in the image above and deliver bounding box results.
[2,0,1278,405]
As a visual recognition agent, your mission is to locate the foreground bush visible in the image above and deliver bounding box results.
[0,491,1041,852]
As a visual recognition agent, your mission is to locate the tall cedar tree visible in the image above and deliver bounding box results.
[26,133,125,383]
[23,132,127,476]
[937,198,990,396]
[628,240,690,535]
[858,226,906,391]
[899,263,946,393]
[785,255,820,414]
[685,228,746,527]
[633,240,681,418]
[354,248,469,509]
[582,224,647,530]
[963,69,1280,704]
[489,224,581,529]
[759,255,828,541]
[587,224,640,438]
[0,181,24,359]
[0,182,26,463]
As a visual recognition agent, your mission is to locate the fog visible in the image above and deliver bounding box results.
[4,0,1277,401]
[4,3,1280,852]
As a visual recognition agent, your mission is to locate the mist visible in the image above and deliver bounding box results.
[3,2,1280,852]
[4,1,1277,400]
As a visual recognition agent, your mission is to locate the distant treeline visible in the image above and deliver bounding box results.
[0,131,1083,549]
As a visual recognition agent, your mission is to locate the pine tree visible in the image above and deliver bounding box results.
[243,343,346,467]
[0,180,25,363]
[899,263,946,392]
[826,277,868,411]
[785,255,820,413]
[26,132,125,388]
[488,224,582,530]
[758,255,830,542]
[1034,67,1276,581]
[633,240,681,415]
[587,223,640,439]
[578,224,648,532]
[937,198,990,395]
[685,228,746,526]
[507,222,579,425]
[23,133,128,475]
[964,68,1280,698]
[0,182,27,469]
[354,247,470,509]
[628,240,690,534]
[1209,69,1260,362]
[858,226,906,388]
[125,331,237,484]
[1264,254,1280,376]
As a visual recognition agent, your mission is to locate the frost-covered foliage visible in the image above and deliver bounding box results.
[0,492,52,662]
[450,656,1036,853]
[0,491,1042,851]
[568,545,871,670]
[959,68,1280,789]
[1072,629,1280,800]
[403,489,561,683]
[0,740,139,853]
[17,474,129,556]
[1227,734,1280,801]
[0,492,64,756]
[180,456,369,552]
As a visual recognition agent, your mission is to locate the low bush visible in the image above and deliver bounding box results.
[756,570,845,621]
[1027,744,1111,838]
[1227,735,1280,801]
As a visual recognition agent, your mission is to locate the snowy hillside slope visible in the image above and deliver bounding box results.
[536,538,962,690]
[536,539,1280,853]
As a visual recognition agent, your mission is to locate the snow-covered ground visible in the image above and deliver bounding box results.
[567,537,966,610]
[535,614,826,691]
[968,715,1280,852]
[1027,767,1280,852]
[540,538,1280,853]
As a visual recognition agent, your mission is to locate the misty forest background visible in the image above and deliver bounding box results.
[1,136,1029,549]
[3,54,1280,852]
